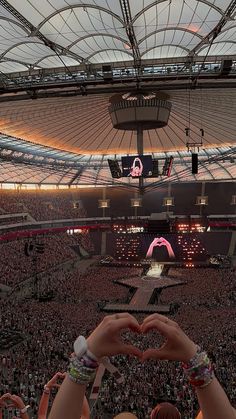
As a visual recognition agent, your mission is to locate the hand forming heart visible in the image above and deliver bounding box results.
[87,313,197,364]
[44,372,66,390]
[146,237,175,259]
[0,393,29,419]
[0,394,25,409]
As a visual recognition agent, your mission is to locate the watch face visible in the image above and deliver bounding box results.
[73,336,87,358]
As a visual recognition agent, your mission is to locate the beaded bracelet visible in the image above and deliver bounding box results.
[43,385,50,395]
[21,405,30,414]
[68,354,98,385]
[182,346,214,388]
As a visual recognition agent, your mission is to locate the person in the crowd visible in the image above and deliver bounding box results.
[38,372,66,419]
[0,393,29,419]
[48,313,235,419]
[150,402,181,418]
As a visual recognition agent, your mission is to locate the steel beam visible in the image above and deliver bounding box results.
[188,0,236,59]
[119,0,141,71]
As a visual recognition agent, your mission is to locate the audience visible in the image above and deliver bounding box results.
[48,312,236,419]
[0,234,78,287]
[0,190,86,221]
[0,250,235,418]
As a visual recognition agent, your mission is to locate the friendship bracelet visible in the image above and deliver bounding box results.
[71,354,98,371]
[81,354,99,369]
[68,354,98,385]
[68,365,97,385]
[182,347,214,388]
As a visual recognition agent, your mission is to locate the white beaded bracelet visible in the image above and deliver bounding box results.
[21,405,30,414]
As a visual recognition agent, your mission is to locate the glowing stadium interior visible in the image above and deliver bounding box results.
[1,3,236,419]
[0,0,235,187]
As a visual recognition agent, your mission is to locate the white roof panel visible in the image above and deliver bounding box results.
[0,0,235,71]
[38,54,80,68]
[70,35,129,58]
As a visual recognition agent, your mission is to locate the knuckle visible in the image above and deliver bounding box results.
[103,315,111,323]
[106,320,113,329]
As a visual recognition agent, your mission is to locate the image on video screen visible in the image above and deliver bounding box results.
[121,155,153,177]
[142,234,208,262]
[111,232,231,263]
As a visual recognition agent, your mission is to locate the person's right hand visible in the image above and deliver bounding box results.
[86,313,142,359]
[5,395,25,410]
[141,314,197,363]
[45,372,66,390]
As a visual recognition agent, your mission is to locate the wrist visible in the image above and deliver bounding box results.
[74,336,99,361]
[68,354,98,385]
[182,342,198,363]
[86,337,101,359]
[182,347,214,388]
[21,405,30,414]
[43,385,50,394]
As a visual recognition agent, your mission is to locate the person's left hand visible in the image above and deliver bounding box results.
[86,313,142,359]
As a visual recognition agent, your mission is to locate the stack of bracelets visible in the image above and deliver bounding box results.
[68,353,99,386]
[67,341,214,390]
[182,346,215,388]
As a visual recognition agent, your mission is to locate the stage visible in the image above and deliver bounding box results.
[102,275,184,314]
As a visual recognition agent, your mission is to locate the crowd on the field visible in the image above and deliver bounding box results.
[161,267,236,308]
[0,266,139,417]
[92,268,236,418]
[0,263,235,418]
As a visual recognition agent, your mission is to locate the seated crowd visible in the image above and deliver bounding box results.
[0,233,79,287]
[0,261,235,418]
[0,190,86,221]
[0,233,94,288]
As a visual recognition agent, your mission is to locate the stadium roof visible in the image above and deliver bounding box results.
[0,89,236,155]
[0,0,236,72]
[0,0,236,186]
[0,133,235,186]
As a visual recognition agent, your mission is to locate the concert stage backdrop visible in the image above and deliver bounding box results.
[105,232,232,262]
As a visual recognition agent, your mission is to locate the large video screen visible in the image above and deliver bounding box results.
[121,155,153,177]
[109,233,208,262]
[142,234,207,262]
[106,232,232,263]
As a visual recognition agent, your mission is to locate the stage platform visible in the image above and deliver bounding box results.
[103,303,170,314]
[103,276,183,314]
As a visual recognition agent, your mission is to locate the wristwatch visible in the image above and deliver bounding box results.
[73,336,98,361]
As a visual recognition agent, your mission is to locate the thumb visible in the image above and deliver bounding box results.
[142,348,170,361]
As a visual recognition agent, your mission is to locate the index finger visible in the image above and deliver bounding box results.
[141,318,174,338]
[142,313,178,327]
[111,317,141,334]
[1,393,11,400]
[56,372,66,379]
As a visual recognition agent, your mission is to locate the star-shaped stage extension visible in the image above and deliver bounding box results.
[103,275,184,314]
